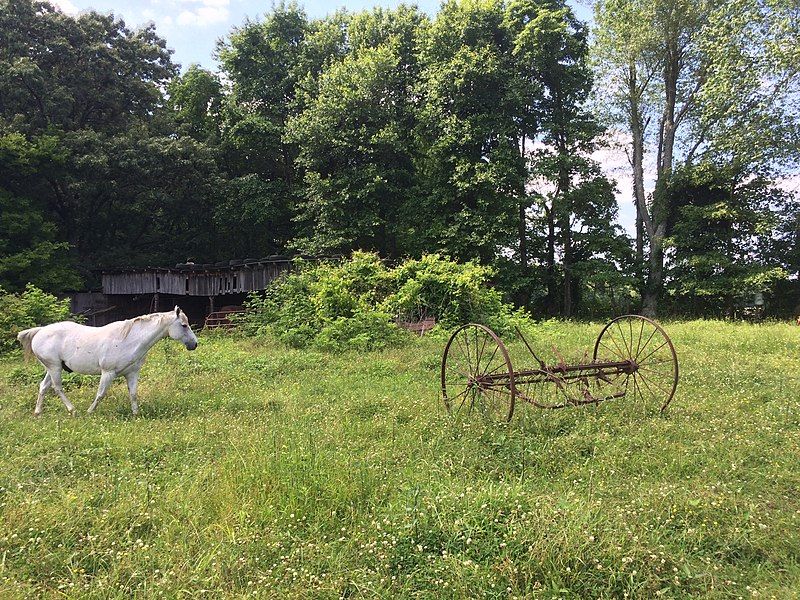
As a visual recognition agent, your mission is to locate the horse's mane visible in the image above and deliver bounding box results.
[119,312,167,340]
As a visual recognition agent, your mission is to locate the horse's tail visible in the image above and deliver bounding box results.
[16,327,43,361]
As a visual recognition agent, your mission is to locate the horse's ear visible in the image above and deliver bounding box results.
[175,306,180,317]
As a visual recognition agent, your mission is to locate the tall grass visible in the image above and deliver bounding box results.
[0,321,798,598]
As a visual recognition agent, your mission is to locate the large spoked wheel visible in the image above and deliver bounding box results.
[441,324,516,423]
[593,315,678,413]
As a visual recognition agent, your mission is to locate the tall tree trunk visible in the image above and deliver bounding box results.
[635,198,644,267]
[562,217,573,317]
[518,201,529,305]
[628,61,655,314]
[557,136,572,318]
[643,224,665,316]
[546,204,556,315]
[643,35,680,316]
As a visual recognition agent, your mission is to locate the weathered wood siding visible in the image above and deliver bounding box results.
[102,272,157,295]
[101,262,291,297]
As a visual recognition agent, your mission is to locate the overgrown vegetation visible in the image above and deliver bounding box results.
[1,321,798,597]
[0,285,73,353]
[240,252,527,350]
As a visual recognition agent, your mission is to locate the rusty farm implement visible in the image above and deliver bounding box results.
[441,315,678,422]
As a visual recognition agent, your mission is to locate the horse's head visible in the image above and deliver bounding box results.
[168,306,198,350]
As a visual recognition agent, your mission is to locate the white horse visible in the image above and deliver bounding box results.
[16,306,198,416]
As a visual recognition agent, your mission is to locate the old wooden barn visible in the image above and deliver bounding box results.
[71,258,293,326]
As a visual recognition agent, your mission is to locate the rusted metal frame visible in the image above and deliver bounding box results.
[517,359,633,376]
[476,362,631,408]
[523,388,627,409]
[477,360,633,386]
[514,326,546,367]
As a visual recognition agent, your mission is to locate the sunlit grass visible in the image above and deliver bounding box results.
[1,320,799,598]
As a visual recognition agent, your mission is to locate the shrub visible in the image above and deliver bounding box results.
[383,254,528,334]
[315,312,407,352]
[240,252,529,351]
[0,284,73,353]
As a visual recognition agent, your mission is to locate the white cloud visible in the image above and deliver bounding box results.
[51,0,80,15]
[175,0,230,27]
[777,173,800,194]
[592,130,657,237]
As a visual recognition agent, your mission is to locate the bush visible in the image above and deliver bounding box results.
[0,284,73,353]
[315,312,407,352]
[240,252,529,351]
[383,254,528,334]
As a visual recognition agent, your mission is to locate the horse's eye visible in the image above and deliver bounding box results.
[182,324,188,328]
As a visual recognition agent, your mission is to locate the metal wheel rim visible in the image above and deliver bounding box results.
[441,323,516,423]
[592,315,679,413]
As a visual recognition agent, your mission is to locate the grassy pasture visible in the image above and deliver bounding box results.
[0,320,799,598]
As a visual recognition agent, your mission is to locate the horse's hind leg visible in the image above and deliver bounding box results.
[48,368,75,415]
[87,371,115,414]
[33,372,52,416]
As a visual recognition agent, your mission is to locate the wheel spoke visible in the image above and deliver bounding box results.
[444,361,471,379]
[634,318,646,359]
[607,330,628,360]
[459,330,472,375]
[636,364,676,378]
[637,339,670,365]
[634,326,658,362]
[599,339,625,361]
[637,372,673,399]
[475,332,489,374]
[616,320,632,358]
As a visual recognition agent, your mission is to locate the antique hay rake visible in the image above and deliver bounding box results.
[441,315,678,422]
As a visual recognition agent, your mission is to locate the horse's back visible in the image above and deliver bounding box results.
[30,321,108,368]
[33,320,95,341]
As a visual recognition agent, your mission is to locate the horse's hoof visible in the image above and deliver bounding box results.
[33,411,42,418]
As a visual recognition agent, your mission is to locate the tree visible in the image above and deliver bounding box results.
[0,0,212,288]
[593,0,800,315]
[215,2,310,255]
[501,0,630,315]
[167,65,223,143]
[664,165,787,316]
[0,0,175,135]
[287,6,427,256]
[416,0,525,264]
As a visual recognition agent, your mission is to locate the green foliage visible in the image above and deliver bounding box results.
[0,0,175,135]
[241,253,395,350]
[384,254,526,333]
[664,165,788,316]
[0,190,81,292]
[592,0,800,314]
[0,284,72,353]
[167,65,223,142]
[240,252,527,350]
[286,7,425,257]
[315,312,406,352]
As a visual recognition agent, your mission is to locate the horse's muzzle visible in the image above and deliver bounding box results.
[186,340,198,351]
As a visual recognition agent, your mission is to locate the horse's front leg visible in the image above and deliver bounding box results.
[87,371,116,414]
[34,372,52,417]
[125,371,140,416]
